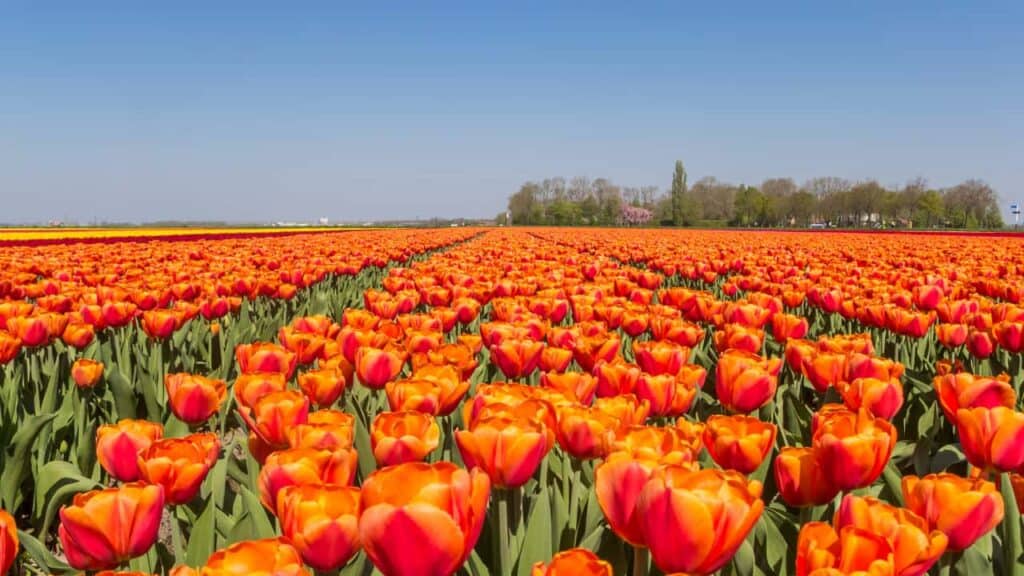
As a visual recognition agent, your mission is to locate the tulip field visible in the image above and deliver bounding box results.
[2,227,1024,576]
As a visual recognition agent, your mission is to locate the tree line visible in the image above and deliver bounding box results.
[502,161,1004,229]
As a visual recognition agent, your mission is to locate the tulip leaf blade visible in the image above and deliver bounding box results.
[186,497,217,567]
[17,529,71,573]
[514,484,552,576]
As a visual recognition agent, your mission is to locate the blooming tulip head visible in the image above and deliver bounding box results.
[355,346,406,389]
[358,462,490,576]
[297,367,348,408]
[715,350,782,414]
[902,473,1004,551]
[138,434,219,505]
[812,408,896,492]
[934,372,1016,425]
[773,446,840,508]
[277,484,361,572]
[370,411,441,467]
[954,406,1024,474]
[96,419,164,482]
[703,414,777,474]
[165,373,227,425]
[71,358,104,389]
[58,483,165,571]
[456,415,551,488]
[636,466,764,575]
[531,548,612,576]
[200,538,311,576]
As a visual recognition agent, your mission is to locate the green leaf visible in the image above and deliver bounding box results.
[514,485,553,576]
[17,529,72,573]
[186,498,217,567]
[463,549,491,576]
[0,413,58,510]
[239,485,277,539]
[999,473,1023,575]
[34,460,102,537]
[731,533,756,576]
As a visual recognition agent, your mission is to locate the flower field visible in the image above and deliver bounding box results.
[1,227,1023,576]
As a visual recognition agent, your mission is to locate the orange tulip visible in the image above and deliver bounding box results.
[165,373,227,425]
[297,367,348,407]
[58,483,164,570]
[773,446,840,508]
[992,320,1024,353]
[386,365,469,416]
[355,346,406,389]
[287,410,355,452]
[540,346,574,373]
[595,452,662,547]
[240,390,310,448]
[541,371,597,405]
[934,372,1016,425]
[771,313,808,342]
[277,484,361,571]
[555,405,620,460]
[258,448,358,512]
[236,342,298,379]
[371,411,441,466]
[635,372,679,417]
[572,335,621,372]
[200,538,310,576]
[233,372,288,411]
[140,309,180,339]
[813,408,896,492]
[531,548,612,576]
[594,360,641,398]
[0,508,17,576]
[63,322,96,349]
[713,323,764,354]
[637,467,763,575]
[633,340,690,376]
[839,377,904,420]
[649,317,705,347]
[490,339,545,380]
[703,415,777,474]
[846,353,904,382]
[830,494,948,576]
[359,462,490,576]
[715,350,782,414]
[71,358,104,388]
[0,331,21,364]
[796,522,895,576]
[96,419,164,482]
[138,434,220,505]
[954,406,1024,473]
[594,394,650,427]
[613,424,701,464]
[6,314,58,347]
[278,328,329,365]
[902,473,1003,551]
[456,415,550,488]
[801,351,848,394]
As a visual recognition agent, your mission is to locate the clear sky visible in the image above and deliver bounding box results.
[2,1,1021,223]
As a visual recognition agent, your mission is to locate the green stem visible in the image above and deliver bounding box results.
[632,546,649,576]
[498,490,512,576]
[1000,473,1023,576]
[170,508,185,562]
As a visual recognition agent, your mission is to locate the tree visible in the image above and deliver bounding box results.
[915,189,944,228]
[671,160,687,227]
[508,182,541,225]
[944,179,1001,228]
[733,185,763,226]
[782,190,817,226]
[691,177,736,221]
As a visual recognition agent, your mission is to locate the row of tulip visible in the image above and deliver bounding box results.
[0,227,1023,575]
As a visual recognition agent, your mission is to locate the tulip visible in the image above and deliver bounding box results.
[490,339,545,380]
[715,350,782,414]
[572,335,621,372]
[0,508,17,576]
[138,434,220,505]
[359,462,490,576]
[555,405,620,460]
[594,394,650,428]
[713,323,764,354]
[954,406,1024,474]
[784,338,817,374]
[540,346,574,373]
[140,309,180,339]
[594,360,641,398]
[236,342,298,378]
[101,302,137,328]
[355,346,406,389]
[801,351,847,394]
[703,415,777,474]
[371,411,441,467]
[531,548,612,576]
[595,452,661,547]
[0,331,21,364]
[165,373,227,425]
[63,322,96,349]
[770,313,808,342]
[258,448,358,512]
[796,522,895,576]
[279,329,329,365]
[967,329,995,358]
[633,340,690,376]
[936,323,969,348]
[287,410,355,451]
[773,446,840,507]
[297,367,348,408]
[200,538,310,576]
[5,315,57,347]
[277,484,361,571]
[650,317,705,347]
[846,353,904,382]
[233,372,288,411]
[636,467,763,575]
[902,473,1004,551]
[635,372,678,417]
[96,419,164,482]
[813,409,896,492]
[541,371,597,405]
[58,483,164,571]
[386,366,469,416]
[71,358,104,389]
[992,321,1024,353]
[839,377,904,420]
[456,415,550,488]
[613,425,701,465]
[723,302,772,329]
[934,372,1016,425]
[239,390,310,448]
[830,494,948,576]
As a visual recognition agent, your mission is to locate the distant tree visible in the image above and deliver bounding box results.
[580,195,600,224]
[639,186,659,208]
[547,199,581,225]
[671,160,687,226]
[782,190,817,226]
[621,205,653,226]
[593,178,623,225]
[944,179,1001,228]
[691,177,736,221]
[568,177,591,202]
[733,185,763,226]
[508,182,541,225]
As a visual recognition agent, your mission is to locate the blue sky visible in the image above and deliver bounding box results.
[2,1,1021,223]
